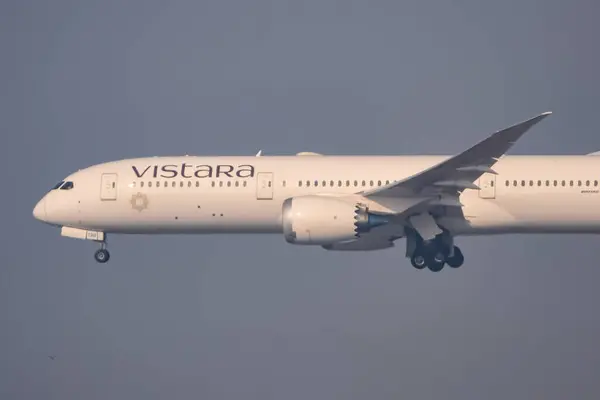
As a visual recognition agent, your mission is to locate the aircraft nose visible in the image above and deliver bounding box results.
[33,197,47,221]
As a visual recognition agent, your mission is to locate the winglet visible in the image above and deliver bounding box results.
[255,150,263,157]
[518,111,552,135]
[524,111,552,126]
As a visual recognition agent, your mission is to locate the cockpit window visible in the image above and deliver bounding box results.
[60,181,74,190]
[52,181,65,190]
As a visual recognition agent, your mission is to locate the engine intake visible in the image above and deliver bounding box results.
[282,196,388,245]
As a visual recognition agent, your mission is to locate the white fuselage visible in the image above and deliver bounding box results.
[33,155,600,238]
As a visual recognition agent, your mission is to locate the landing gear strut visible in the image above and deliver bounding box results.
[94,242,110,263]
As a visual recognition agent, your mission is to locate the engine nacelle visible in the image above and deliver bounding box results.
[282,196,388,245]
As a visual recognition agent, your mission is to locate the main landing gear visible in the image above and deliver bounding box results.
[410,235,464,272]
[94,242,110,263]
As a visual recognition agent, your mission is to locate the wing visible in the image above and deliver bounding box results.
[364,112,552,199]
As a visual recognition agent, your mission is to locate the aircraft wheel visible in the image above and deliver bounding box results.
[446,246,464,268]
[411,253,427,269]
[426,248,446,272]
[94,249,110,263]
[427,259,445,272]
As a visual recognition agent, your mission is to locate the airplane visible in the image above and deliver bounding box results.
[32,111,600,271]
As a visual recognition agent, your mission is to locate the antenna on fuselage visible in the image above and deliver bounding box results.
[255,150,263,156]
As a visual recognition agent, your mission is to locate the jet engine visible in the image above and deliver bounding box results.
[282,196,389,245]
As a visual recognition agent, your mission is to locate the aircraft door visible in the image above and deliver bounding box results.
[478,173,496,199]
[256,172,274,200]
[100,173,118,201]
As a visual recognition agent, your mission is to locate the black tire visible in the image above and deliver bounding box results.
[94,249,110,263]
[424,245,446,272]
[411,253,427,269]
[446,246,464,268]
[427,259,445,272]
[432,250,446,264]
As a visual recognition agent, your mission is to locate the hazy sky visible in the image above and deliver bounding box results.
[2,0,600,399]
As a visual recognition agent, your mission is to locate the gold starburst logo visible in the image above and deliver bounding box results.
[130,192,149,212]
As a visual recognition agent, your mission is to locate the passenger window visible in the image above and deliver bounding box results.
[140,181,144,188]
[330,180,334,187]
[537,180,541,186]
[338,180,342,187]
[282,181,286,187]
[546,180,549,186]
[595,180,599,187]
[180,181,184,187]
[505,180,509,186]
[188,181,192,187]
[578,180,582,186]
[164,181,168,188]
[322,180,326,187]
[377,180,381,186]
[148,182,153,188]
[586,180,590,186]
[553,180,557,186]
[562,180,566,186]
[346,180,350,187]
[243,181,247,187]
[196,181,200,187]
[172,181,176,187]
[307,181,311,187]
[211,181,215,187]
[354,180,358,187]
[219,181,223,187]
[299,180,303,187]
[362,180,366,186]
[314,180,318,187]
[570,180,573,186]
[236,181,240,187]
[386,180,390,185]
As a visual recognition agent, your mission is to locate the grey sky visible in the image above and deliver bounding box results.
[2,0,600,399]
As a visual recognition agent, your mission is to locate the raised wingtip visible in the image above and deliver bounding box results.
[540,111,552,116]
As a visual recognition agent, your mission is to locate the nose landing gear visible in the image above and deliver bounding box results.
[94,243,110,263]
[94,249,110,263]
